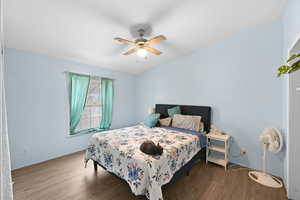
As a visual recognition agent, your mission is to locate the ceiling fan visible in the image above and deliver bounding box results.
[114,29,166,57]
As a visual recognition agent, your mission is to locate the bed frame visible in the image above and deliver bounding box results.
[92,104,211,192]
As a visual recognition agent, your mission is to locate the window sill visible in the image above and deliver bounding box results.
[67,131,93,138]
[67,129,106,138]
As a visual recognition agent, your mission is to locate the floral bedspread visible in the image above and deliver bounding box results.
[85,125,203,200]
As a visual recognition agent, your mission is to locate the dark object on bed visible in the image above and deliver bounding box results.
[92,104,211,195]
[155,104,211,132]
[140,140,163,156]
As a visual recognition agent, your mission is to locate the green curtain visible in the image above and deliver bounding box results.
[100,78,114,130]
[69,73,90,134]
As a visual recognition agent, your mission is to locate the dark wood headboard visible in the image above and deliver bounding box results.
[155,104,212,133]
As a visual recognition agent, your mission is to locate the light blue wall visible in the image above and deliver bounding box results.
[136,20,285,178]
[283,0,300,56]
[5,48,137,170]
[282,0,300,197]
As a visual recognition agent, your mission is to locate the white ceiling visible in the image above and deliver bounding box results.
[5,0,287,74]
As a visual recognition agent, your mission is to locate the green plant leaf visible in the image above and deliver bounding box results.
[278,65,290,72]
[290,60,300,68]
[287,53,300,62]
[277,65,290,77]
[288,60,300,73]
[276,53,300,77]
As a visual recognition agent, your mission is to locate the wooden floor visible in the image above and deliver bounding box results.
[12,151,287,200]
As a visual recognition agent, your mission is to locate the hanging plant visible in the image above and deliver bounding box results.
[277,53,300,77]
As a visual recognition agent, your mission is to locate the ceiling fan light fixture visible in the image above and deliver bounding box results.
[137,48,148,58]
[114,29,166,56]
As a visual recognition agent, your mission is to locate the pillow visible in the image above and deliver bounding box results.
[144,113,161,127]
[167,106,181,117]
[159,117,172,126]
[172,114,202,131]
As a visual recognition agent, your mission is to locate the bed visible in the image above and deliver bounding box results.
[85,104,211,200]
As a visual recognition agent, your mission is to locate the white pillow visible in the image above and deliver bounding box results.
[172,114,202,131]
[159,117,172,126]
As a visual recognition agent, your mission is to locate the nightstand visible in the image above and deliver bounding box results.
[206,133,231,170]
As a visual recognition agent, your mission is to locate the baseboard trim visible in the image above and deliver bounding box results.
[11,149,86,172]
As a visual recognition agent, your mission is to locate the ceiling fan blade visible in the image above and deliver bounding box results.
[122,47,139,55]
[146,35,166,45]
[144,47,162,55]
[114,37,136,46]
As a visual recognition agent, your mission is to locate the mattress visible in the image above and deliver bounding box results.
[85,124,205,200]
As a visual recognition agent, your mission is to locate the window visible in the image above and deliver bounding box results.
[75,76,102,133]
[68,72,113,135]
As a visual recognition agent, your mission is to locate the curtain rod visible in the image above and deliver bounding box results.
[63,71,115,80]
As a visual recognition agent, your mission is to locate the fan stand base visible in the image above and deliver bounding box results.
[248,171,283,188]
